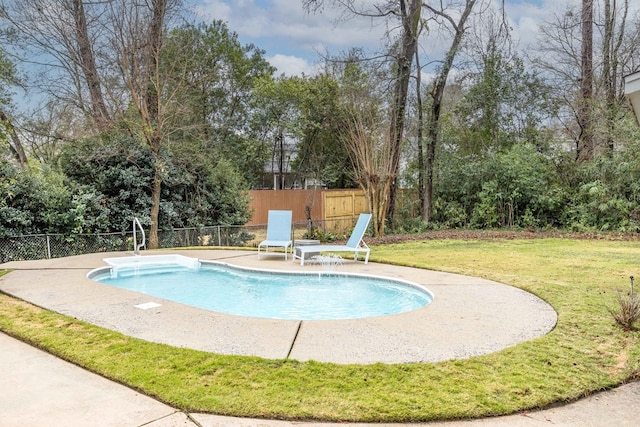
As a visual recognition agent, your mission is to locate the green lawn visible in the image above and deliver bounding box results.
[1,238,639,422]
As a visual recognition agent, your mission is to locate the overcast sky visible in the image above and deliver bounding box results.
[191,0,595,76]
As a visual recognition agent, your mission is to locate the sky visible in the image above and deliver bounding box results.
[190,0,587,76]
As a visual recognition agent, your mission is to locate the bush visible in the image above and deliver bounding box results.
[436,144,564,229]
[303,227,339,242]
[609,276,640,331]
[1,162,111,236]
[392,217,434,234]
[562,154,640,232]
[58,134,253,232]
[436,200,468,228]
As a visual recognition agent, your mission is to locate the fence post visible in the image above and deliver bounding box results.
[217,226,221,246]
[46,235,52,259]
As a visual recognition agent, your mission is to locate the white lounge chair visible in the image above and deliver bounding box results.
[293,213,372,266]
[258,210,293,260]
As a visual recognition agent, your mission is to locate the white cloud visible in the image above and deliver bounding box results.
[193,0,233,22]
[268,54,318,76]
[192,0,640,77]
[192,0,387,75]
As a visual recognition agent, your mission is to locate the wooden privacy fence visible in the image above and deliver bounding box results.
[248,189,369,234]
[322,190,369,234]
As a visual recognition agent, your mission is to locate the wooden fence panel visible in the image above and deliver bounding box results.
[248,189,368,234]
[248,188,424,237]
[323,190,368,233]
[247,190,323,226]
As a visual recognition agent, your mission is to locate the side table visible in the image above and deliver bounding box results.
[293,239,320,261]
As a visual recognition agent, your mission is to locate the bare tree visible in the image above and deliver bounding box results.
[387,0,422,226]
[0,109,27,167]
[304,1,487,227]
[107,0,182,248]
[534,11,583,134]
[533,1,639,158]
[304,0,422,228]
[577,0,594,162]
[601,0,630,153]
[422,0,477,222]
[72,0,110,128]
[340,91,392,237]
[0,0,112,130]
[2,0,185,245]
[0,46,26,166]
[415,46,425,213]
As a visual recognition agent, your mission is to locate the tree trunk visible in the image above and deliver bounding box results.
[387,0,421,228]
[145,0,168,249]
[422,0,476,222]
[363,175,391,237]
[149,158,162,249]
[278,131,285,189]
[415,48,425,217]
[72,0,110,128]
[602,0,629,155]
[0,109,28,168]
[577,0,594,162]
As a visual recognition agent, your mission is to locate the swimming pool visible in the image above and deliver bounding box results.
[89,255,433,320]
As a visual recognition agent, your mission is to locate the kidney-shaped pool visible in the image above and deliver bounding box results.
[88,255,434,320]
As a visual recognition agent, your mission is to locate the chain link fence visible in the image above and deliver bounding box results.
[0,225,258,263]
[0,218,357,263]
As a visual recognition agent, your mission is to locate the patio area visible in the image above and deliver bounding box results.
[0,249,557,364]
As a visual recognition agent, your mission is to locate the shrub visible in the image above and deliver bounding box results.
[609,276,640,331]
[303,227,338,242]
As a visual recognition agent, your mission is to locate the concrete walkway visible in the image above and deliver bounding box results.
[1,250,638,426]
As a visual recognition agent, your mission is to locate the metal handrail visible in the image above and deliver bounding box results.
[133,218,146,255]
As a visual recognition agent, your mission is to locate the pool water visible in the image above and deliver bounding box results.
[91,261,433,320]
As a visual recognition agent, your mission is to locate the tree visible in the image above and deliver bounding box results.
[0,109,26,167]
[58,132,253,231]
[0,42,26,167]
[601,0,631,154]
[533,10,585,150]
[162,22,275,187]
[2,0,191,246]
[107,0,182,248]
[387,0,422,225]
[533,1,639,160]
[251,76,306,189]
[0,0,112,130]
[293,68,356,189]
[338,61,392,236]
[453,20,557,155]
[57,133,154,232]
[421,0,477,222]
[303,0,422,227]
[302,1,483,226]
[71,0,111,128]
[577,0,594,162]
[0,160,110,236]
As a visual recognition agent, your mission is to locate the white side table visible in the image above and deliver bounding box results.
[293,239,320,260]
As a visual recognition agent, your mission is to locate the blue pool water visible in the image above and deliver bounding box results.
[91,260,433,320]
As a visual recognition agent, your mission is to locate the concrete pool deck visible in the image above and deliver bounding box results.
[1,250,639,426]
[0,249,557,364]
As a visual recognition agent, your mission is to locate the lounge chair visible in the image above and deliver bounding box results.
[258,210,293,260]
[293,213,372,266]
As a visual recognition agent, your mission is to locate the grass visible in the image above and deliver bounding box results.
[1,238,640,422]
